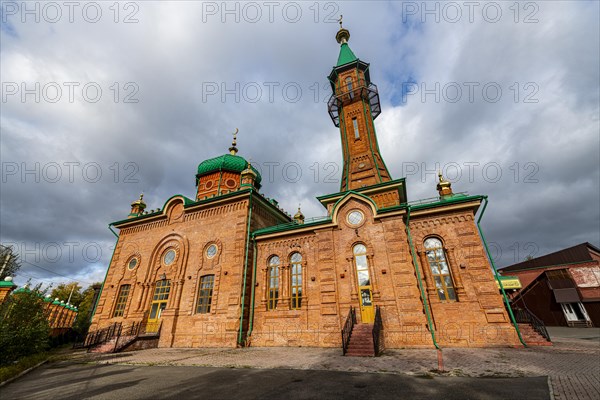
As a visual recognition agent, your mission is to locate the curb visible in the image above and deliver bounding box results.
[548,376,555,400]
[0,359,49,387]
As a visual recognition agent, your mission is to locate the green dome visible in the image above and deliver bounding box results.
[197,154,262,185]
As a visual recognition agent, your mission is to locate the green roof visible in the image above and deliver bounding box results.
[337,43,357,66]
[0,280,16,288]
[197,154,262,184]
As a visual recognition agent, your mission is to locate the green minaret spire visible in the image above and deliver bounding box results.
[335,15,357,66]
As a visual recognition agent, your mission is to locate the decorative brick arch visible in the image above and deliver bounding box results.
[136,233,190,313]
[330,192,377,225]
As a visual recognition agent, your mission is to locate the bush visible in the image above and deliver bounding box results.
[0,287,50,365]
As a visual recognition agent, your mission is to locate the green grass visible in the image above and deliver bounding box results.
[0,344,75,384]
[0,352,50,383]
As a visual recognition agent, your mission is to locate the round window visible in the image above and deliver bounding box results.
[206,244,218,259]
[347,210,364,226]
[163,249,176,265]
[205,181,214,189]
[226,179,236,188]
[127,257,138,270]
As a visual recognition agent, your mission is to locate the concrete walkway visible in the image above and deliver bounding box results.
[63,328,599,400]
[0,363,550,400]
[2,328,598,399]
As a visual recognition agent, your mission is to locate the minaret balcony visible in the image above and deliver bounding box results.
[327,80,381,127]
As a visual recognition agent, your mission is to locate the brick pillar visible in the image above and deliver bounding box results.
[367,253,381,300]
[346,257,358,301]
[260,267,268,308]
[417,249,438,299]
[445,246,466,298]
[280,264,290,309]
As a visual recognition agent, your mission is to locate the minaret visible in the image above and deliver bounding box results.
[327,17,391,191]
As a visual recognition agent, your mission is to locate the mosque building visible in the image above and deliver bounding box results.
[90,23,521,353]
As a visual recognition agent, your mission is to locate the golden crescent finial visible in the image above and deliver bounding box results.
[229,128,239,155]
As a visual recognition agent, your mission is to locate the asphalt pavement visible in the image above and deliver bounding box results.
[0,361,549,400]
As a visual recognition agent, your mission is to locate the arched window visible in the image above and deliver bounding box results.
[353,244,370,286]
[290,253,302,309]
[353,244,374,323]
[196,275,214,314]
[346,77,354,99]
[267,256,280,310]
[424,238,456,301]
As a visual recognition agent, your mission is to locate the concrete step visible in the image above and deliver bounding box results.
[89,340,116,353]
[348,343,374,348]
[349,340,373,344]
[344,323,377,357]
[346,351,375,357]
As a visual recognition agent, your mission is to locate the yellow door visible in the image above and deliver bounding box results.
[146,300,167,333]
[359,287,374,323]
[146,279,170,333]
[354,244,375,324]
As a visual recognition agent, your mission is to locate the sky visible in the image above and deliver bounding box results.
[1,1,599,290]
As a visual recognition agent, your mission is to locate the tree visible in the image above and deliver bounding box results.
[0,244,20,280]
[73,283,101,334]
[0,284,50,364]
[50,282,83,306]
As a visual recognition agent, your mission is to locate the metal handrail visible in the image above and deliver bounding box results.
[341,307,356,355]
[113,321,143,352]
[372,306,383,356]
[78,322,122,349]
[513,307,551,342]
[76,320,149,351]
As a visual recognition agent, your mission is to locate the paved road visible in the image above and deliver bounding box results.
[1,362,550,400]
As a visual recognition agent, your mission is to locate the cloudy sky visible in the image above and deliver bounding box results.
[1,1,598,290]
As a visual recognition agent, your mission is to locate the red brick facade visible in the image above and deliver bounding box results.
[250,195,518,348]
[90,27,520,349]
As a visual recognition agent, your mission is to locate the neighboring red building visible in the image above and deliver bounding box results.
[500,243,600,327]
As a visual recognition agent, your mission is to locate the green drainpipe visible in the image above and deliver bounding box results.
[405,206,439,349]
[476,196,527,347]
[247,236,258,339]
[238,191,254,346]
[90,224,120,321]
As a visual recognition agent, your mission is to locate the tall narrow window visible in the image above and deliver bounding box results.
[424,238,456,301]
[196,275,214,314]
[267,256,280,310]
[113,284,130,317]
[346,77,354,99]
[352,118,360,139]
[290,253,302,309]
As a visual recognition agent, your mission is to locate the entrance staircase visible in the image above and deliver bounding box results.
[517,323,552,346]
[512,307,552,346]
[345,324,375,356]
[75,320,161,354]
[342,306,384,357]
